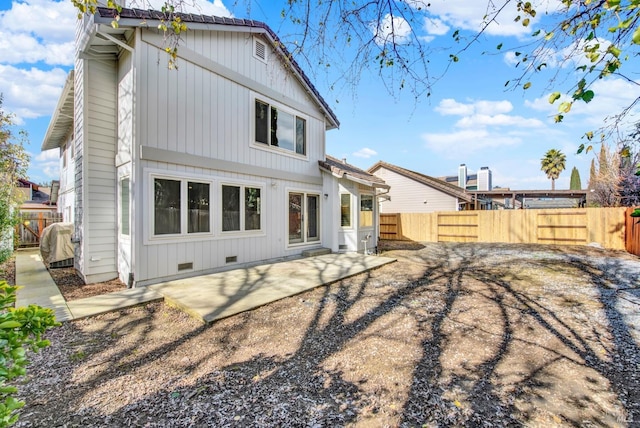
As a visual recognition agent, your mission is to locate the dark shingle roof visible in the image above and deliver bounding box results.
[368,161,472,202]
[320,156,388,188]
[95,7,339,128]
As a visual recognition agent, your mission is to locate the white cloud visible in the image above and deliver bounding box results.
[0,31,74,66]
[0,0,231,66]
[435,99,474,116]
[141,0,231,16]
[0,0,76,65]
[423,17,449,36]
[0,0,76,42]
[422,0,535,38]
[525,77,640,128]
[353,148,378,158]
[422,96,550,161]
[456,113,544,128]
[36,149,59,162]
[404,0,567,39]
[418,35,436,43]
[435,98,513,116]
[0,65,69,123]
[370,13,412,46]
[421,128,521,155]
[30,149,60,182]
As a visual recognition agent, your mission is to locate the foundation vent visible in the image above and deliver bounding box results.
[178,262,193,271]
[226,256,238,264]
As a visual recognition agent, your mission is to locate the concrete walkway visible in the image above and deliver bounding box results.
[15,249,161,322]
[15,249,395,323]
[15,249,73,322]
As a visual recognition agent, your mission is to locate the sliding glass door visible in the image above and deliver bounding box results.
[288,192,319,245]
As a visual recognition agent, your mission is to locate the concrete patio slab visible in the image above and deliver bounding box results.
[150,253,396,323]
[15,248,395,324]
[67,288,163,320]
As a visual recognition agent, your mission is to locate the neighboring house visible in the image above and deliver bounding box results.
[440,164,493,191]
[319,156,389,254]
[368,161,472,213]
[41,7,379,286]
[16,179,57,214]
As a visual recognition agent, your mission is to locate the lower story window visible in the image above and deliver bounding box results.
[153,176,211,237]
[340,193,351,227]
[222,184,262,233]
[120,177,130,236]
[360,194,373,228]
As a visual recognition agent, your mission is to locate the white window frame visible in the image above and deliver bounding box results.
[219,180,265,237]
[340,193,353,229]
[119,176,130,237]
[251,92,308,159]
[359,193,374,229]
[147,171,214,242]
[62,144,67,169]
[286,189,321,248]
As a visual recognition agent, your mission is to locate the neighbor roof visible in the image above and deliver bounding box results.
[320,156,389,189]
[368,161,472,202]
[94,7,339,129]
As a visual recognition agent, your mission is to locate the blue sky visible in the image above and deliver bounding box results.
[1,0,639,189]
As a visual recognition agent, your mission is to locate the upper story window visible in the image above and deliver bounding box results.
[254,98,306,156]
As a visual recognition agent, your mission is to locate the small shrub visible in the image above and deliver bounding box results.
[69,350,86,362]
[0,281,59,427]
[0,250,11,266]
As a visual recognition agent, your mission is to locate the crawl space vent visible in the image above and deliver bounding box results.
[226,256,238,264]
[178,262,193,271]
[339,244,348,250]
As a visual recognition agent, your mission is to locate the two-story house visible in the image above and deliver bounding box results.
[42,7,385,287]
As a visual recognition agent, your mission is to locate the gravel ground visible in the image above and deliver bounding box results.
[6,242,640,427]
[0,254,125,300]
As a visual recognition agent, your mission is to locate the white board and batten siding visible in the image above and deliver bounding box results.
[81,58,118,283]
[57,132,75,224]
[374,167,459,214]
[138,29,326,175]
[132,28,330,285]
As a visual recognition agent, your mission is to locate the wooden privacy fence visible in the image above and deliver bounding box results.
[15,212,64,248]
[380,208,627,250]
[625,207,640,256]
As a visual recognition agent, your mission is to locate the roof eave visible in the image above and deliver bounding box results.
[41,70,75,151]
[319,164,389,189]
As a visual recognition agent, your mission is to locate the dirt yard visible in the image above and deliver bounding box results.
[9,242,640,426]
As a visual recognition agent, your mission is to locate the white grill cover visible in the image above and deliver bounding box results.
[40,223,74,264]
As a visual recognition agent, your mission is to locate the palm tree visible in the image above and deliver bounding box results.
[540,149,566,190]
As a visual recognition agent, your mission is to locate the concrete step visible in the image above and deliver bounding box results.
[302,247,331,257]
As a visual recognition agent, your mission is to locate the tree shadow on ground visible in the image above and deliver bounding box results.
[14,243,640,426]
